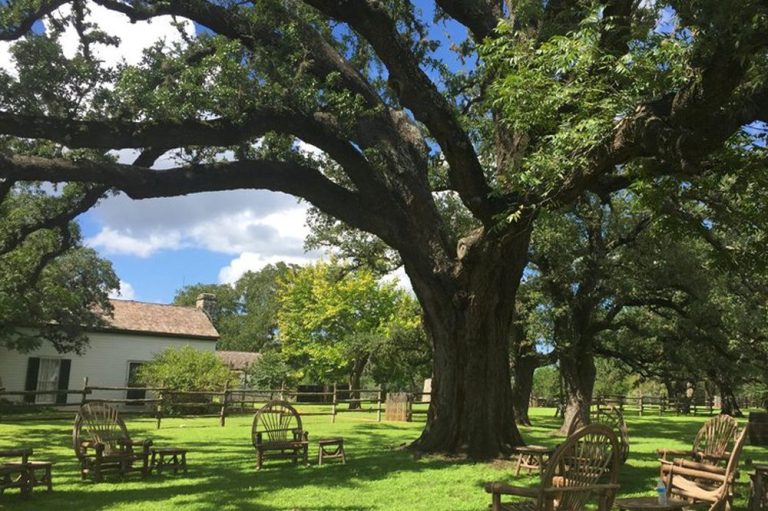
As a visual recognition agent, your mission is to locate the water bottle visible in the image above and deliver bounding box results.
[656,478,668,505]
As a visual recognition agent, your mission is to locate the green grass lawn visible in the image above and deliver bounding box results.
[0,408,763,510]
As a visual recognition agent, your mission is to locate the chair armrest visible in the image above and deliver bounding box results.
[485,482,540,498]
[674,459,727,475]
[541,483,620,495]
[658,448,693,460]
[661,463,727,483]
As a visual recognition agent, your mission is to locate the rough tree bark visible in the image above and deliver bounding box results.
[348,356,369,410]
[558,340,596,434]
[409,228,530,457]
[511,337,543,427]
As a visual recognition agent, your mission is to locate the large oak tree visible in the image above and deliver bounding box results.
[0,1,767,457]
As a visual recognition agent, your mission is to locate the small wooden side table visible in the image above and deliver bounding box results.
[513,445,555,475]
[318,438,346,466]
[149,447,187,475]
[749,464,768,510]
[614,496,688,510]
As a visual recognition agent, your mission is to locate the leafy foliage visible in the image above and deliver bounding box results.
[277,260,424,386]
[0,184,117,353]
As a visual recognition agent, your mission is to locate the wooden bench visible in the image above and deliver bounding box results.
[251,400,308,470]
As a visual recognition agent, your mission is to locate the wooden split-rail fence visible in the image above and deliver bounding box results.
[0,380,433,428]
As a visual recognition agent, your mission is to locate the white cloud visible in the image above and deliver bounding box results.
[85,191,312,257]
[384,266,414,294]
[53,2,194,67]
[218,253,316,284]
[0,42,15,77]
[88,226,184,257]
[0,2,193,77]
[109,280,137,300]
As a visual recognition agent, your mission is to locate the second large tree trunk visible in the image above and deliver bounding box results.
[559,338,596,434]
[511,342,540,426]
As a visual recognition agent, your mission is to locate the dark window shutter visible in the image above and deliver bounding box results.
[56,359,71,405]
[24,358,40,403]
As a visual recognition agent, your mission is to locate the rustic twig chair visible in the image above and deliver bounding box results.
[73,402,152,482]
[658,414,739,466]
[593,406,630,464]
[0,448,31,496]
[660,424,748,511]
[251,400,309,470]
[486,424,621,511]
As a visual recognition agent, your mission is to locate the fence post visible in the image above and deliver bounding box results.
[220,381,229,427]
[331,383,337,423]
[639,396,644,416]
[80,377,89,406]
[377,385,383,423]
[156,389,164,429]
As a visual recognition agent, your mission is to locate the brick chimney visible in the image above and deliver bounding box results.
[195,293,218,321]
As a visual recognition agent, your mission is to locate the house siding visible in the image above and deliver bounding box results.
[0,330,216,403]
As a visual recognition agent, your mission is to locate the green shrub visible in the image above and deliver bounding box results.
[137,346,237,414]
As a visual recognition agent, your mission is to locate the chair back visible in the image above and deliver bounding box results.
[722,425,749,490]
[73,401,131,458]
[540,423,621,510]
[593,406,630,464]
[693,414,739,460]
[252,400,304,445]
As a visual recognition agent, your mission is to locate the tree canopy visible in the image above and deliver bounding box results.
[1,1,767,458]
[0,183,117,353]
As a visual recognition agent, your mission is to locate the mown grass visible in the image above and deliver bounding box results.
[0,407,763,510]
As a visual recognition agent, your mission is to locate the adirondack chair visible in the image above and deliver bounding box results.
[0,448,31,496]
[486,424,621,511]
[593,406,630,464]
[661,424,748,511]
[513,406,629,475]
[251,400,308,470]
[658,414,739,466]
[73,402,152,482]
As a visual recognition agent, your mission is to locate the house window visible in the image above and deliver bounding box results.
[24,357,71,404]
[126,362,147,404]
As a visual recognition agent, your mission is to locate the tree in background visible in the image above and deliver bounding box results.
[2,1,768,457]
[174,263,296,352]
[0,183,118,354]
[277,260,423,406]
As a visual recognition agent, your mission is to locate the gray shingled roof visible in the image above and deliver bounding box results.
[216,351,261,370]
[98,299,219,340]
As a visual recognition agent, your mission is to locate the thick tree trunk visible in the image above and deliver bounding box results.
[718,382,743,417]
[559,342,596,434]
[348,356,368,410]
[511,346,539,426]
[409,228,530,459]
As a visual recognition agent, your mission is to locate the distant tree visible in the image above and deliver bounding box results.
[277,260,422,406]
[0,184,118,354]
[173,263,296,352]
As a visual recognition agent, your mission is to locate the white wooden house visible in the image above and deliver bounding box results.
[0,296,219,404]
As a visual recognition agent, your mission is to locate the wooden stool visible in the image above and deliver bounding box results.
[513,445,555,475]
[150,447,187,475]
[749,464,768,510]
[22,461,52,492]
[318,438,346,466]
